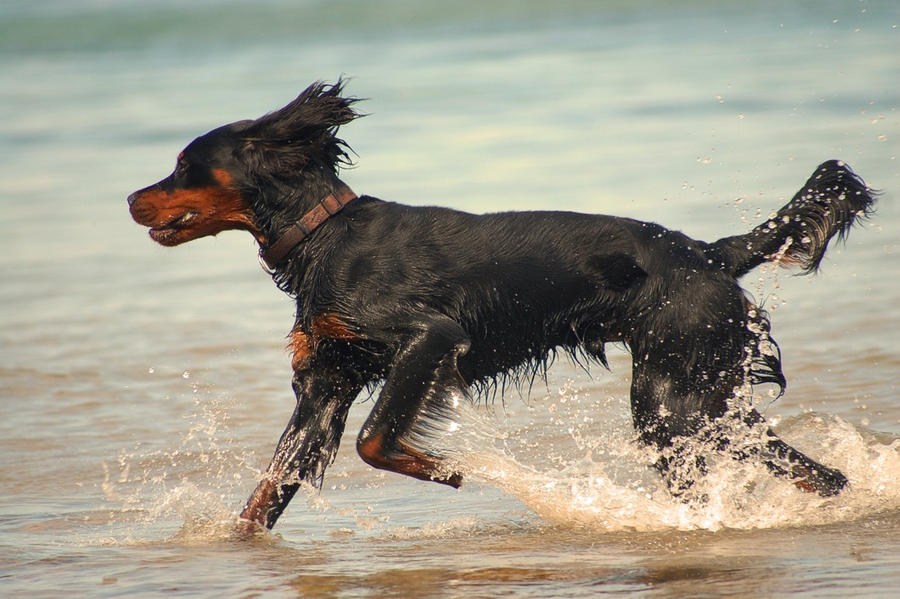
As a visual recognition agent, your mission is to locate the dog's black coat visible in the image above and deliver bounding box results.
[128,81,876,530]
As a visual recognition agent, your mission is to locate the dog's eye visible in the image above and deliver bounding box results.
[175,156,189,175]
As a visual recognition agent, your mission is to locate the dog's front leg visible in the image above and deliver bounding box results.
[239,367,362,529]
[356,317,471,487]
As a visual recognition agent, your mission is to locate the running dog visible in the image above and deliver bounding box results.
[128,80,875,529]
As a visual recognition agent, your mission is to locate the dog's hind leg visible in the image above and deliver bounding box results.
[356,317,471,487]
[628,351,732,496]
[740,411,848,496]
[626,282,847,497]
[630,357,848,497]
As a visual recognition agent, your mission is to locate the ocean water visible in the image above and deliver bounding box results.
[2,0,899,597]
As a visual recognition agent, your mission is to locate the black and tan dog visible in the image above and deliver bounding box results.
[128,80,875,530]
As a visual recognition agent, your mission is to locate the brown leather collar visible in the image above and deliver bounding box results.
[259,185,358,271]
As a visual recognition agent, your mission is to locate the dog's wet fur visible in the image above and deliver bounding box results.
[128,81,875,529]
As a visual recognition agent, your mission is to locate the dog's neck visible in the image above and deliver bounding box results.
[258,180,357,272]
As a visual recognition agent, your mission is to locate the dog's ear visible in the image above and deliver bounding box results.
[239,79,363,176]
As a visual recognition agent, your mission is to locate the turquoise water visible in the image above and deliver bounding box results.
[2,1,899,597]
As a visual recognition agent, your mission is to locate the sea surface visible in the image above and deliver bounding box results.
[2,1,899,597]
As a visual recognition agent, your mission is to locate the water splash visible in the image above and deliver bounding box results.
[97,383,397,544]
[99,389,261,543]
[432,381,900,532]
[98,371,900,542]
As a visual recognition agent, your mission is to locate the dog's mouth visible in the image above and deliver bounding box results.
[149,210,199,244]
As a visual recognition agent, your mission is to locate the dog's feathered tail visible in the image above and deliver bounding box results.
[708,160,876,278]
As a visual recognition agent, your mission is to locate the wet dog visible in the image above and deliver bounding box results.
[128,80,875,529]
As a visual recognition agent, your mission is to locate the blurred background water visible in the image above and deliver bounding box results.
[1,1,899,597]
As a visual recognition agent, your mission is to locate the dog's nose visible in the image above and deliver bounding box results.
[127,191,139,207]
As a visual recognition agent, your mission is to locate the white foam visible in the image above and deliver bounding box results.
[437,389,900,532]
[98,380,900,542]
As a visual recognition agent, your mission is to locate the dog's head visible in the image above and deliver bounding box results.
[128,80,362,246]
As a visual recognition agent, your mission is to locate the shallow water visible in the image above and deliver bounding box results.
[2,1,899,597]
